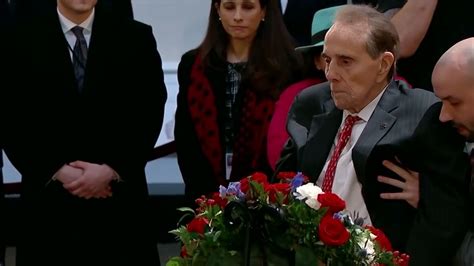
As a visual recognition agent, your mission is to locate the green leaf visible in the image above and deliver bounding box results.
[165,256,186,266]
[177,207,195,213]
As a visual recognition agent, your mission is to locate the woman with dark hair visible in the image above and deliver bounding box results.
[175,0,301,204]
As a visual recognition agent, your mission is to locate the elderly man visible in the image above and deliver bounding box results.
[431,37,474,266]
[276,5,469,265]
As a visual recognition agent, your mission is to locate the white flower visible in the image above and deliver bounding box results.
[294,183,323,210]
[357,230,377,263]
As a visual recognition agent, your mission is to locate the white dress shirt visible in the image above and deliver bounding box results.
[316,87,387,225]
[57,8,95,60]
[280,0,288,13]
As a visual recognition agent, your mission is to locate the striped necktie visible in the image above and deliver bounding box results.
[71,26,88,92]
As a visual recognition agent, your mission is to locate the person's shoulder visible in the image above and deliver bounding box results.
[178,49,199,71]
[98,10,151,35]
[181,49,199,63]
[177,49,200,83]
[115,17,153,36]
[388,81,442,125]
[402,87,439,106]
[393,80,440,107]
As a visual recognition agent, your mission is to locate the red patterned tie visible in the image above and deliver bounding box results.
[322,115,361,192]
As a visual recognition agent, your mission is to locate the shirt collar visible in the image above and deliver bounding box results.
[343,83,389,122]
[57,8,95,35]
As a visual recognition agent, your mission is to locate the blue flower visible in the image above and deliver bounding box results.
[333,212,344,221]
[290,172,305,191]
[219,185,228,198]
[220,182,245,200]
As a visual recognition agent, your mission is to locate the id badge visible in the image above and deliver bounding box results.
[225,152,233,180]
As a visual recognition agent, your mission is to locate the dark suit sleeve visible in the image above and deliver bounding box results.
[274,87,321,176]
[274,92,304,175]
[274,84,330,176]
[102,24,167,182]
[2,15,68,183]
[405,102,470,265]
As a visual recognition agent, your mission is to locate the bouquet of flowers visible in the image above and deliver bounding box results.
[166,172,409,266]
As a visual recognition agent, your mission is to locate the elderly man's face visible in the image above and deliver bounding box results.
[322,22,390,113]
[434,68,474,141]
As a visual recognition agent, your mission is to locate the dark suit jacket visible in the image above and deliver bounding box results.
[277,81,470,266]
[4,7,166,266]
[0,0,9,263]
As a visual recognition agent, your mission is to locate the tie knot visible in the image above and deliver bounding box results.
[345,115,361,127]
[71,26,85,38]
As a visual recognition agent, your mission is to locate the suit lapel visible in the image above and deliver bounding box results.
[37,12,77,97]
[82,10,106,95]
[301,100,342,182]
[352,82,400,184]
[83,9,118,96]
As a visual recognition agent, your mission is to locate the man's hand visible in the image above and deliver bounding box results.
[63,161,116,199]
[53,164,83,184]
[378,159,420,208]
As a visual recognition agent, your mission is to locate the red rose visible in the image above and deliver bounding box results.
[211,192,228,208]
[240,172,269,193]
[240,178,250,193]
[317,193,346,214]
[366,226,393,251]
[276,172,297,180]
[251,172,269,185]
[276,172,309,182]
[318,215,350,246]
[187,217,209,234]
[264,183,291,203]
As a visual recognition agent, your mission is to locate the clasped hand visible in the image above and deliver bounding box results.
[54,161,115,199]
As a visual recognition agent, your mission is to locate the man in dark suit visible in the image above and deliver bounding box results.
[276,5,469,265]
[0,0,11,264]
[3,0,167,265]
[431,37,474,266]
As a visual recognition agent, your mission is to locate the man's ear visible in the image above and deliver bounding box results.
[377,51,395,82]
